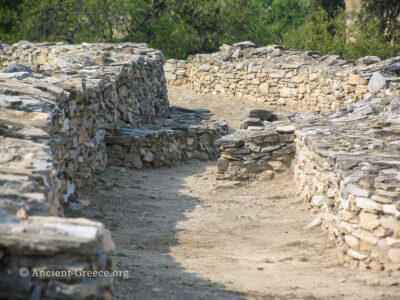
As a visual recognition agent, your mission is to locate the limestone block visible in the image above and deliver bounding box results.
[368,72,387,92]
[348,73,360,85]
[359,211,380,231]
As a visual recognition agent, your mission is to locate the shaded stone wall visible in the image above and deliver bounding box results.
[0,41,168,299]
[294,96,400,271]
[0,41,230,299]
[215,95,400,271]
[0,41,168,214]
[106,106,228,169]
[165,43,400,111]
[0,214,116,300]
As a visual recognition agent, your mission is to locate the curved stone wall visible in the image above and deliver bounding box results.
[170,43,400,270]
[215,95,400,271]
[0,41,168,299]
[165,43,400,111]
[0,41,168,215]
[294,96,400,271]
[0,41,230,299]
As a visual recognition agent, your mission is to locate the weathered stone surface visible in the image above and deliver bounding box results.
[356,56,381,66]
[215,91,400,270]
[216,113,296,180]
[164,42,400,111]
[368,72,387,92]
[240,117,263,129]
[293,95,400,271]
[1,63,32,73]
[0,211,114,298]
[106,107,228,169]
[0,41,168,216]
[248,109,273,121]
[0,41,170,299]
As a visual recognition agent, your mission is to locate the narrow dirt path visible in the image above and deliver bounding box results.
[167,85,275,130]
[75,86,400,299]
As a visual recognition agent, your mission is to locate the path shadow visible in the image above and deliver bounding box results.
[78,161,273,300]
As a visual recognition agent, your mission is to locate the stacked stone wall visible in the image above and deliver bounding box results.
[0,41,230,299]
[0,41,168,214]
[171,43,400,269]
[165,43,400,111]
[215,96,400,271]
[106,116,228,169]
[294,97,400,271]
[216,112,295,180]
[0,41,169,299]
[0,214,116,299]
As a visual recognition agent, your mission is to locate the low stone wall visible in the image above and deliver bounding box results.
[0,41,169,299]
[215,110,295,180]
[165,42,400,111]
[294,96,400,271]
[0,41,167,215]
[216,95,400,270]
[106,107,228,168]
[0,41,234,298]
[0,210,115,299]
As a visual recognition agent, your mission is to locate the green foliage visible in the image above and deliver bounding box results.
[344,14,398,59]
[15,0,83,43]
[285,5,399,60]
[0,0,24,41]
[0,0,398,60]
[360,0,400,42]
[284,8,347,56]
[308,0,345,19]
[266,0,307,43]
[0,0,306,58]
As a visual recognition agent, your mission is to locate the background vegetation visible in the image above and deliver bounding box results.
[0,0,399,59]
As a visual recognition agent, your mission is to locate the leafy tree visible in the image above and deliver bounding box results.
[265,0,307,43]
[308,0,345,19]
[284,6,398,60]
[284,8,346,56]
[163,0,220,54]
[1,0,397,60]
[345,15,397,59]
[0,0,24,41]
[360,0,400,42]
[16,0,84,43]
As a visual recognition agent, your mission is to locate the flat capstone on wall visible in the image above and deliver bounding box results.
[0,40,229,299]
[165,41,400,111]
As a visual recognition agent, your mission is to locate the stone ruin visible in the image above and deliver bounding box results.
[165,41,400,111]
[0,39,399,298]
[0,41,227,299]
[216,98,400,271]
[166,41,400,272]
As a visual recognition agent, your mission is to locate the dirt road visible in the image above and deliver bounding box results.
[75,86,400,299]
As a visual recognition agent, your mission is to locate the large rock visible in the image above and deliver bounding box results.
[1,63,32,74]
[368,72,387,92]
[248,109,273,121]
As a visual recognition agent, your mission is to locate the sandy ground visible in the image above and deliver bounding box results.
[167,85,277,130]
[74,86,400,299]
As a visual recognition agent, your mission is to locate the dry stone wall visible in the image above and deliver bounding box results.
[106,106,228,168]
[0,213,115,300]
[172,42,400,270]
[215,95,400,271]
[0,41,169,299]
[0,41,168,214]
[216,109,295,180]
[294,96,400,271]
[0,41,230,299]
[165,42,400,111]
